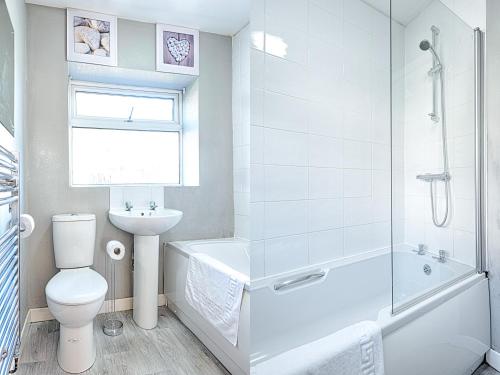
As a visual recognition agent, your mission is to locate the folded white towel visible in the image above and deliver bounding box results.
[252,321,384,375]
[185,253,248,346]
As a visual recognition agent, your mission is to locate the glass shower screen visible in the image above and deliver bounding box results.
[390,0,481,313]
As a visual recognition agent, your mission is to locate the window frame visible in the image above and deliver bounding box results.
[68,80,184,187]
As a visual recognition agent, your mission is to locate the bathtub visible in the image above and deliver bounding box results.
[251,249,490,375]
[165,238,250,375]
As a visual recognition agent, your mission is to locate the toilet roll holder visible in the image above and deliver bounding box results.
[103,247,124,336]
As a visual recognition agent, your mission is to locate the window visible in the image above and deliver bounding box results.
[69,82,182,186]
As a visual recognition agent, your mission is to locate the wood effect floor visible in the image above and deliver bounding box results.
[473,364,500,375]
[16,307,231,375]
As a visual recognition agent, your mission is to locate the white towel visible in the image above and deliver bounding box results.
[185,253,248,346]
[252,321,384,375]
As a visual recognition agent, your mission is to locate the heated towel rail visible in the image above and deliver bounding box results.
[0,145,20,375]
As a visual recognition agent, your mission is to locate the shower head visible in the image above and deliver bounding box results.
[419,40,431,51]
[419,39,442,66]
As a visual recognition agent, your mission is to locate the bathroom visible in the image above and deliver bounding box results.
[1,0,500,374]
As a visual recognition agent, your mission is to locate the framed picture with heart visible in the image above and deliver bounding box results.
[156,24,199,76]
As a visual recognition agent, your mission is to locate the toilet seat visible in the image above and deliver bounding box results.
[46,268,107,306]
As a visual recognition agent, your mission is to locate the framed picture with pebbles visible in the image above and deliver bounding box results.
[66,9,117,66]
[156,24,199,76]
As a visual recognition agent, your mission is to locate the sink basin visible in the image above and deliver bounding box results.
[108,207,182,330]
[109,208,183,236]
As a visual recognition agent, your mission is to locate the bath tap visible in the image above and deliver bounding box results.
[432,249,447,263]
[413,244,427,255]
[125,201,133,211]
[149,201,158,211]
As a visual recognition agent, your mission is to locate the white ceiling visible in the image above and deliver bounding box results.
[364,0,433,25]
[25,0,250,36]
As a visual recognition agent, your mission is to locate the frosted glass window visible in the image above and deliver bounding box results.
[69,82,183,186]
[75,91,175,122]
[72,128,180,185]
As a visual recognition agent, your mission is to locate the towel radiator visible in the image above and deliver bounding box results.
[0,145,20,375]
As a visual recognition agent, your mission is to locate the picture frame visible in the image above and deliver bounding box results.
[156,24,199,76]
[67,9,117,67]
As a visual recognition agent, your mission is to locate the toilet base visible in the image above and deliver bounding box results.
[57,322,96,373]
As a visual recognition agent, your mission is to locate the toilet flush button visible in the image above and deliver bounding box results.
[68,338,80,343]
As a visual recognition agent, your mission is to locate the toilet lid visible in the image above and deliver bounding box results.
[46,268,108,306]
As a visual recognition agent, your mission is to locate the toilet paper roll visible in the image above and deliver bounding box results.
[20,214,35,239]
[106,240,125,261]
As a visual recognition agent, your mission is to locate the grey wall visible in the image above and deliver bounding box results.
[5,0,27,324]
[25,4,233,309]
[486,0,500,352]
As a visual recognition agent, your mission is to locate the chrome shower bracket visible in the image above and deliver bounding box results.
[428,25,441,123]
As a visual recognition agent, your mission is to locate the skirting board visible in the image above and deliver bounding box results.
[28,294,166,323]
[487,349,500,371]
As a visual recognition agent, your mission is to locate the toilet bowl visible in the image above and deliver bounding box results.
[46,268,107,373]
[45,214,107,373]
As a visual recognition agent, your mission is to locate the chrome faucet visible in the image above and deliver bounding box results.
[432,249,447,263]
[412,244,427,255]
[149,201,158,211]
[125,201,133,211]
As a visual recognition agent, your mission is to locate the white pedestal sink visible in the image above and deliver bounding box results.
[109,208,183,329]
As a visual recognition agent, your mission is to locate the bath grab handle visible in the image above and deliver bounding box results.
[274,271,326,291]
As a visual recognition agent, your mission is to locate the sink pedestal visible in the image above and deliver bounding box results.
[108,207,183,330]
[133,235,159,329]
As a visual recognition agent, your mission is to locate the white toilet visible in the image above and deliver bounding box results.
[45,214,108,373]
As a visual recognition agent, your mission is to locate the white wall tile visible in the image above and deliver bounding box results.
[109,187,123,209]
[264,128,308,166]
[308,199,343,232]
[343,140,372,169]
[343,169,371,197]
[251,89,264,126]
[454,198,475,232]
[264,91,308,132]
[265,24,308,64]
[265,234,309,274]
[453,230,475,266]
[308,135,343,167]
[251,202,265,240]
[264,166,308,201]
[344,197,372,226]
[251,125,264,164]
[265,55,308,99]
[372,170,390,197]
[344,224,372,256]
[308,101,343,138]
[265,200,307,238]
[343,111,371,142]
[151,187,164,208]
[309,3,342,46]
[251,240,266,279]
[266,0,308,32]
[250,164,265,202]
[371,221,391,249]
[308,229,343,264]
[308,167,343,199]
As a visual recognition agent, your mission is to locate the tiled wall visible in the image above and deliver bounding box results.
[250,0,393,278]
[109,186,164,209]
[402,0,476,266]
[233,25,251,239]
